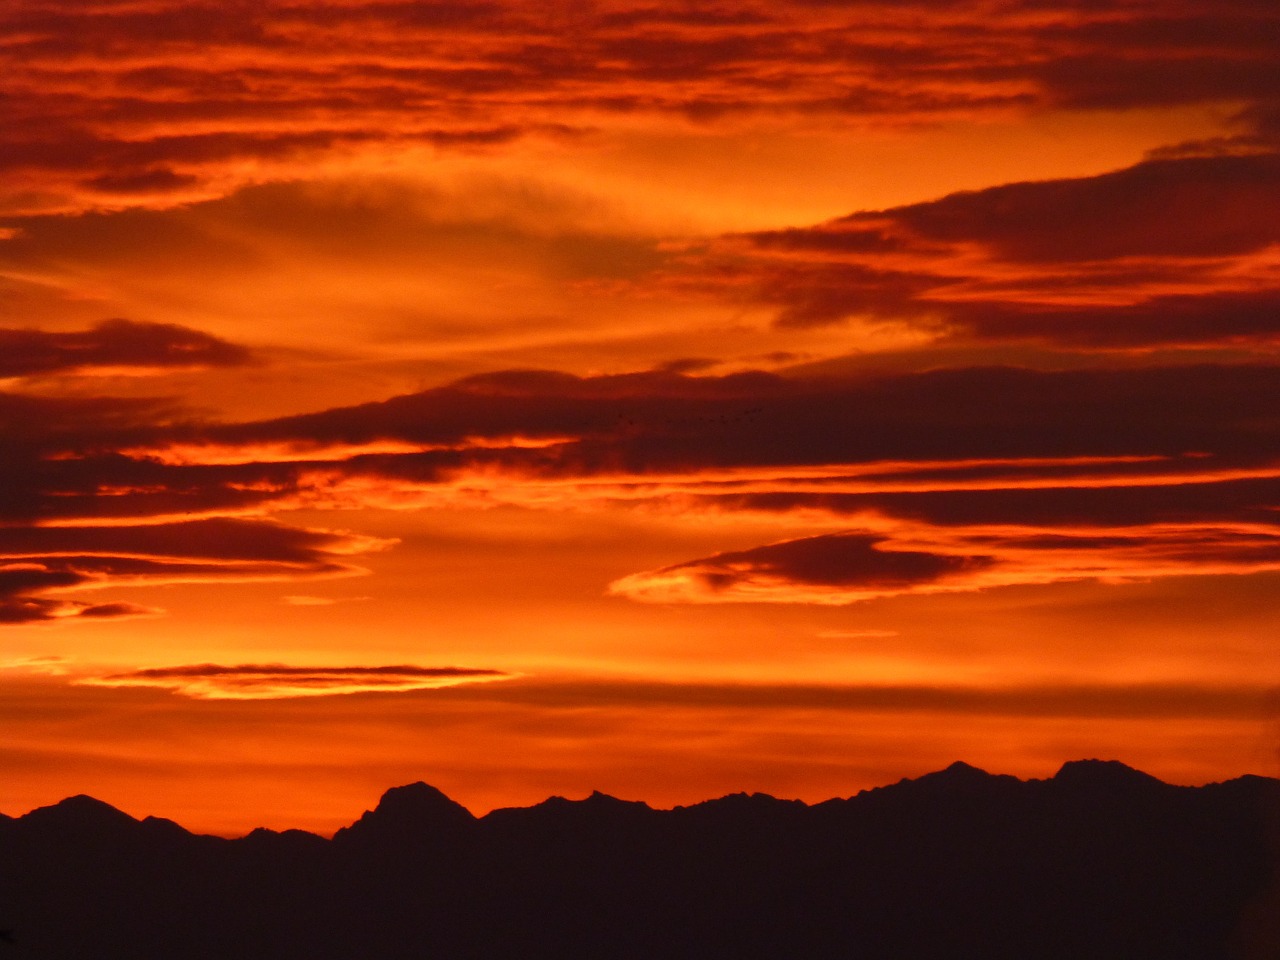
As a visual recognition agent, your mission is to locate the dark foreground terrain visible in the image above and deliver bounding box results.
[2,760,1278,959]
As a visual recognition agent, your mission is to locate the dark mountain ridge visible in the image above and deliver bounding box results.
[2,760,1277,959]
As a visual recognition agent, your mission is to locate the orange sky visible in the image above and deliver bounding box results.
[3,0,1280,836]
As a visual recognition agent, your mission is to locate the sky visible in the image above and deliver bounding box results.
[3,0,1280,837]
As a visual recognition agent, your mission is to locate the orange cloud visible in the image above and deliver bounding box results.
[82,662,512,699]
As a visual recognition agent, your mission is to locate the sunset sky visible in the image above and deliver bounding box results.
[4,0,1280,837]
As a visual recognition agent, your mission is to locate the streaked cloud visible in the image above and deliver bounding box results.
[83,662,513,699]
[611,521,1280,605]
[610,532,995,605]
[0,518,392,624]
[0,563,163,623]
[680,152,1280,351]
[3,0,1279,214]
[3,359,1279,616]
[0,654,72,675]
[816,630,899,640]
[0,318,251,378]
[280,594,369,606]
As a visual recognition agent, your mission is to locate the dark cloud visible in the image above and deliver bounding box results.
[611,532,993,603]
[692,533,989,587]
[885,153,1280,263]
[24,361,1279,511]
[0,391,191,524]
[0,518,388,625]
[0,391,181,439]
[0,598,156,624]
[695,152,1280,345]
[0,127,467,180]
[82,168,201,194]
[330,363,1280,468]
[1029,10,1280,110]
[0,517,377,567]
[700,473,1280,531]
[75,601,160,618]
[0,318,251,377]
[947,289,1280,350]
[0,560,160,624]
[611,520,1280,604]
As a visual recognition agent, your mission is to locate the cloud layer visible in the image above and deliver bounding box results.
[4,354,1279,613]
[4,0,1280,212]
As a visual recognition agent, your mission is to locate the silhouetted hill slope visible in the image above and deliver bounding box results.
[1,761,1277,960]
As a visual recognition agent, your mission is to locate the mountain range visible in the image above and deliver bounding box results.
[2,760,1277,959]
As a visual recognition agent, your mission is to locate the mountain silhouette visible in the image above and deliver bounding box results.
[1,761,1276,959]
[1053,757,1167,789]
[333,782,476,848]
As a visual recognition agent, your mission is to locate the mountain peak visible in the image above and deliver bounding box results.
[377,781,473,816]
[910,760,993,787]
[15,795,145,846]
[1052,759,1164,789]
[584,790,649,809]
[25,794,137,830]
[335,782,475,843]
[941,760,988,777]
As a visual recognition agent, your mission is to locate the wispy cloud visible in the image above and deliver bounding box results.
[280,594,369,606]
[82,662,514,699]
[816,630,899,640]
[0,654,72,675]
